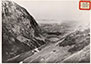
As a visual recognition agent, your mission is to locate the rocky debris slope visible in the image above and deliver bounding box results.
[61,45,90,63]
[2,0,45,62]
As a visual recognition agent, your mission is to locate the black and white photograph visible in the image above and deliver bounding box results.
[2,0,90,63]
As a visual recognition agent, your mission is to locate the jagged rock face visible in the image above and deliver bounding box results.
[2,0,45,62]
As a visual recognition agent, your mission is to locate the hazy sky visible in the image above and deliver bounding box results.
[13,0,90,24]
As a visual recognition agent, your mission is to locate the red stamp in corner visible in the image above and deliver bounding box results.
[79,1,91,10]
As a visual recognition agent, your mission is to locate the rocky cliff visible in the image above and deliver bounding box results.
[2,0,45,62]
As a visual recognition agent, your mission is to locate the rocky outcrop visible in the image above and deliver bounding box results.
[2,0,45,62]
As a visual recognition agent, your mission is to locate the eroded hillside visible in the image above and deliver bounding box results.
[2,0,45,62]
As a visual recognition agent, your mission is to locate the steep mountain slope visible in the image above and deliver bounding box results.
[2,0,45,62]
